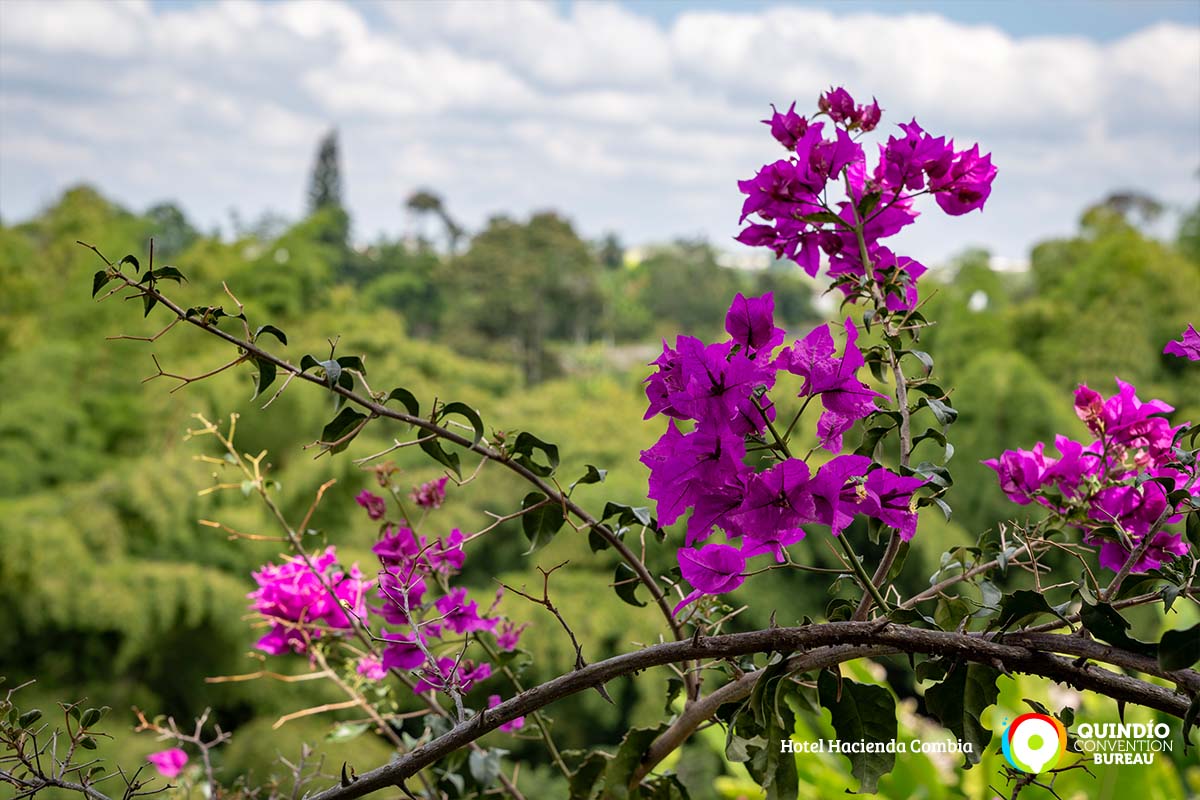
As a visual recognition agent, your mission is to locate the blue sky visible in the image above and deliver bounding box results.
[2,0,1199,265]
[618,0,1200,39]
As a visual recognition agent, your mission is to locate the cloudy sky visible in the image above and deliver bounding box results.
[1,0,1198,265]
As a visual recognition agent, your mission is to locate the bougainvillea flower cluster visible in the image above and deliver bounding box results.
[643,293,926,612]
[985,377,1196,573]
[248,547,372,655]
[250,482,527,707]
[737,87,996,311]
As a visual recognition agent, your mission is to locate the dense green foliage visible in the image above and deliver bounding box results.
[2,184,1198,798]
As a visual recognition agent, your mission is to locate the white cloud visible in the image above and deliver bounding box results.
[0,0,1197,264]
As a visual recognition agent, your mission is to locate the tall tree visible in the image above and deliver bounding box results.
[307,129,344,214]
[405,188,464,254]
[305,129,349,248]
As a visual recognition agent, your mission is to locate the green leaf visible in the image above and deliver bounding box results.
[567,750,610,800]
[923,397,958,427]
[995,589,1069,632]
[384,386,420,418]
[468,747,506,789]
[336,355,366,375]
[419,438,461,479]
[1158,623,1200,671]
[570,464,607,492]
[602,724,668,800]
[300,354,321,373]
[1186,512,1200,549]
[119,254,140,272]
[906,349,934,376]
[511,431,559,476]
[91,270,112,297]
[1184,694,1200,754]
[521,491,565,551]
[78,736,97,750]
[800,211,844,227]
[857,191,882,219]
[924,662,1000,768]
[253,358,276,399]
[255,324,288,346]
[151,266,186,283]
[80,707,102,728]
[326,722,369,743]
[1079,601,1157,658]
[441,401,485,446]
[321,407,367,454]
[613,562,647,607]
[18,709,42,727]
[142,292,157,318]
[818,671,896,793]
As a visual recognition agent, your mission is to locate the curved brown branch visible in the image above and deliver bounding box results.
[302,621,1196,800]
[86,247,696,698]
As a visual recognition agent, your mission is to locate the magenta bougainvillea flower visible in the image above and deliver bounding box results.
[253,477,525,702]
[725,292,786,355]
[356,655,387,681]
[782,319,885,452]
[988,375,1195,575]
[355,490,387,520]
[411,476,450,509]
[1164,324,1200,361]
[736,88,996,310]
[643,292,926,612]
[248,547,372,655]
[674,543,747,614]
[146,748,188,779]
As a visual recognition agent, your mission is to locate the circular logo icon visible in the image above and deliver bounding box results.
[1001,713,1067,774]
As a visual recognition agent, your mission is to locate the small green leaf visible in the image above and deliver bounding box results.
[80,707,102,728]
[511,431,559,476]
[521,491,565,551]
[924,662,1000,768]
[78,736,97,750]
[800,211,844,227]
[336,355,366,375]
[570,464,607,492]
[995,589,1069,631]
[151,266,187,283]
[1158,623,1200,671]
[468,748,506,789]
[143,292,157,317]
[92,270,112,297]
[567,750,610,799]
[906,349,934,376]
[818,671,896,793]
[613,562,646,607]
[384,387,420,418]
[326,721,369,744]
[602,724,668,799]
[253,358,276,398]
[321,407,367,454]
[1080,601,1157,658]
[300,354,321,373]
[441,402,485,446]
[255,325,288,346]
[119,254,140,272]
[18,709,42,727]
[419,438,461,478]
[923,397,958,427]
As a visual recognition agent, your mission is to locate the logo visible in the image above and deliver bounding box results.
[1001,713,1067,774]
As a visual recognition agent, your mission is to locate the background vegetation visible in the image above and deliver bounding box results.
[2,136,1198,798]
